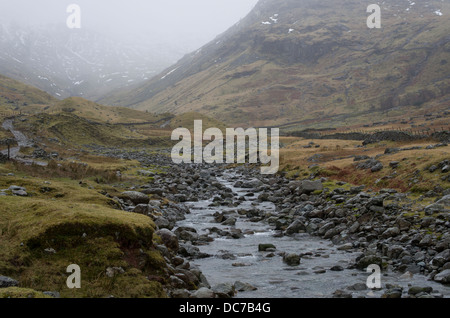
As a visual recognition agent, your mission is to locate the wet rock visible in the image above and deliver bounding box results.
[0,276,19,288]
[381,227,400,238]
[258,244,276,252]
[346,283,367,291]
[356,255,382,270]
[178,243,210,259]
[221,217,236,226]
[298,180,323,194]
[190,287,215,298]
[330,265,344,271]
[157,229,179,251]
[170,275,187,289]
[323,224,346,239]
[337,243,353,251]
[132,204,150,214]
[408,286,433,296]
[174,227,199,242]
[382,289,403,298]
[396,218,411,231]
[431,249,450,267]
[212,283,235,298]
[285,220,306,235]
[434,269,450,284]
[333,289,352,298]
[171,289,191,298]
[154,216,171,230]
[121,191,150,205]
[283,253,301,266]
[234,281,257,292]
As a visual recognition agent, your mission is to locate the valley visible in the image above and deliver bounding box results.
[0,0,449,300]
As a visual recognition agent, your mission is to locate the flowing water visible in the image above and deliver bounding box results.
[176,171,450,298]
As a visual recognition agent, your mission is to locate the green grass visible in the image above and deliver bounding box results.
[0,162,169,298]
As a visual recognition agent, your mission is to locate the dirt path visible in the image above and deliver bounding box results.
[1,119,47,166]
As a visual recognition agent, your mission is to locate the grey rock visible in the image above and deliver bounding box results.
[156,229,179,250]
[408,286,433,296]
[258,244,276,252]
[346,283,367,291]
[433,269,450,284]
[371,162,384,172]
[356,255,382,270]
[382,289,403,298]
[283,253,301,266]
[0,276,19,288]
[234,281,257,292]
[43,291,60,298]
[298,180,323,194]
[106,267,125,278]
[132,204,150,214]
[381,227,400,238]
[121,191,150,205]
[285,220,306,235]
[190,287,215,298]
[212,283,235,298]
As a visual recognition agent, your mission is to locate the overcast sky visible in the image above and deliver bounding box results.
[0,0,259,51]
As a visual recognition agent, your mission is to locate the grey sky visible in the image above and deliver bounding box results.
[0,0,259,51]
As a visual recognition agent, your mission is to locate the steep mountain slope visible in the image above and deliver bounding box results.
[101,0,450,129]
[0,24,184,100]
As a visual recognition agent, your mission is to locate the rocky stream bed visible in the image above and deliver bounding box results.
[104,150,450,298]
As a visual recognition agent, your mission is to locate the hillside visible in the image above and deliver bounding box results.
[100,0,450,129]
[0,74,56,113]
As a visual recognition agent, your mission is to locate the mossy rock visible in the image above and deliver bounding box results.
[0,287,52,298]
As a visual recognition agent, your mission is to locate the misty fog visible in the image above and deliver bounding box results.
[0,0,259,53]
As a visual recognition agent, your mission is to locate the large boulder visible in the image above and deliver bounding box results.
[434,269,450,284]
[298,180,323,194]
[121,191,150,205]
[285,220,306,235]
[156,229,179,251]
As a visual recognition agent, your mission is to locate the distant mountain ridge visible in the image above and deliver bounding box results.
[0,23,185,101]
[100,0,450,129]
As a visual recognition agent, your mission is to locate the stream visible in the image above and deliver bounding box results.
[176,170,450,298]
